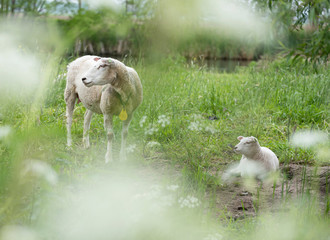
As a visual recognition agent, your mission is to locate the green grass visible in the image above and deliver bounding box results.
[0,56,329,238]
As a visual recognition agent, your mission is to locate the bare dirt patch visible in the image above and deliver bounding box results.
[118,159,329,220]
[211,163,330,220]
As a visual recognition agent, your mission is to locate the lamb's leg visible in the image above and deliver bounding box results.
[64,88,76,147]
[83,110,93,148]
[120,114,132,161]
[104,114,114,163]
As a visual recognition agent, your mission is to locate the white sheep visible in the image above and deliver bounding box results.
[224,136,279,180]
[64,55,143,163]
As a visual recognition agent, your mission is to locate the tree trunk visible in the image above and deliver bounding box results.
[11,0,15,14]
[0,0,4,14]
[5,0,9,15]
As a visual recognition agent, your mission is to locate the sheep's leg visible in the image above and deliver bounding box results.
[83,110,93,148]
[104,114,114,163]
[120,115,133,161]
[64,88,76,147]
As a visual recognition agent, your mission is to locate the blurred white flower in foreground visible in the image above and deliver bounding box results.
[0,34,41,100]
[0,126,11,139]
[203,233,223,240]
[21,159,58,186]
[179,195,201,208]
[0,225,39,240]
[39,174,207,240]
[290,130,328,148]
[166,184,179,191]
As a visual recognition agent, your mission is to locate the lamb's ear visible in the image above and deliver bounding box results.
[237,136,244,141]
[93,57,101,62]
[251,136,258,142]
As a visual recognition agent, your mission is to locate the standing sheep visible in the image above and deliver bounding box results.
[64,55,143,163]
[224,136,279,180]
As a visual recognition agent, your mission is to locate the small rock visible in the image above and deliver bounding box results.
[240,191,249,196]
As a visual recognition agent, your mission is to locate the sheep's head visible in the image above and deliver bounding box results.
[234,136,260,156]
[82,57,117,87]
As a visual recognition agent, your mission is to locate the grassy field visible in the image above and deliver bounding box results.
[0,56,329,239]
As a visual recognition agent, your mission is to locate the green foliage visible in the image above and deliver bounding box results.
[247,60,329,124]
[57,8,132,51]
[256,0,330,67]
[0,0,77,16]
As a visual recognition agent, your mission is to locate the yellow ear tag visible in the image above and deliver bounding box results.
[119,108,128,121]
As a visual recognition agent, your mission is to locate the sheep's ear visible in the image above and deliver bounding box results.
[251,136,257,142]
[237,136,244,141]
[93,57,101,62]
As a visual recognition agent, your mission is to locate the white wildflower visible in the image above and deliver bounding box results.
[146,141,161,148]
[139,116,147,128]
[188,121,203,132]
[205,126,217,134]
[157,115,171,127]
[166,185,179,191]
[0,126,11,139]
[55,73,66,82]
[144,125,159,136]
[178,195,201,208]
[192,114,203,120]
[126,144,137,153]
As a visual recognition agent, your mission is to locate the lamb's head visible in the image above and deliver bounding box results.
[234,136,260,156]
[82,57,117,87]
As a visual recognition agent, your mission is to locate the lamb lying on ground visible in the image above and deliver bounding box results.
[223,136,279,181]
[64,55,143,163]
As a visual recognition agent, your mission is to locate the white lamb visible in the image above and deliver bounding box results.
[64,55,143,163]
[224,136,279,180]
